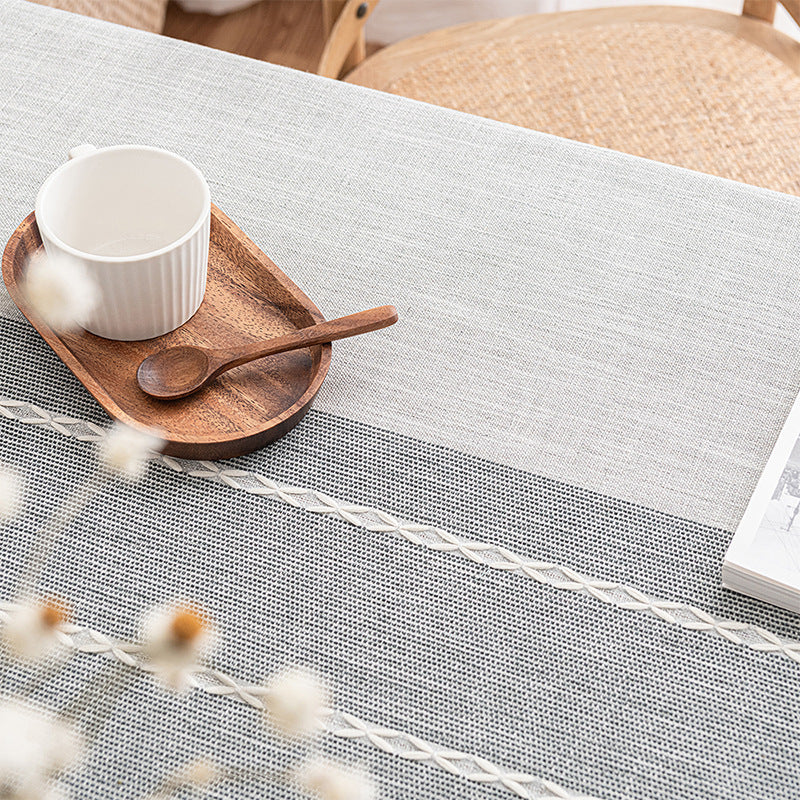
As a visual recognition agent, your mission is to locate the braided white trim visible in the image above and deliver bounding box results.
[1,397,798,664]
[0,602,599,800]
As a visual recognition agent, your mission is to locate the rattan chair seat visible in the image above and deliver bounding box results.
[355,19,800,194]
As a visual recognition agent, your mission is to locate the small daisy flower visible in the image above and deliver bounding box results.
[0,466,23,521]
[263,667,329,739]
[97,423,164,482]
[295,759,375,800]
[0,700,82,797]
[21,250,97,333]
[1,598,70,662]
[151,758,221,799]
[140,602,216,692]
[176,758,221,787]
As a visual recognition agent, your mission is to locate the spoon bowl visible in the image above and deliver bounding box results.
[137,345,213,400]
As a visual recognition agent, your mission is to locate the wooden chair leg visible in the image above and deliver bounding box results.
[743,0,778,23]
[779,0,800,29]
[318,0,379,79]
[743,1,800,31]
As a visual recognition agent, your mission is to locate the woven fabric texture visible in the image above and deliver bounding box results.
[377,21,800,195]
[2,4,800,798]
[24,0,167,32]
[3,318,799,647]
[0,319,799,800]
[3,2,800,530]
[0,651,482,800]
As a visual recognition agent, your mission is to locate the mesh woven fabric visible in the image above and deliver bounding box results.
[0,319,798,800]
[2,319,799,643]
[1,654,476,800]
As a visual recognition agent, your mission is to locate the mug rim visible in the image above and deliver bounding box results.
[34,144,211,264]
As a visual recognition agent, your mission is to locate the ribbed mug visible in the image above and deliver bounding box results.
[35,144,210,341]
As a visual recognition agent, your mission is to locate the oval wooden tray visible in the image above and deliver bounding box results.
[2,205,331,460]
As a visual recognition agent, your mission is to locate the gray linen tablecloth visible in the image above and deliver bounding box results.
[1,1,799,798]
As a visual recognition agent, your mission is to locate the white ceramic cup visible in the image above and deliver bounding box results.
[35,144,211,341]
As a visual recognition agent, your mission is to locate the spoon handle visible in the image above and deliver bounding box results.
[210,305,398,375]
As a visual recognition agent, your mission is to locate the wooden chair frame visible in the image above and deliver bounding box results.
[319,0,800,83]
[318,0,381,79]
[743,0,799,23]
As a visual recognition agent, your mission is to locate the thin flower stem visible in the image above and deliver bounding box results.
[17,471,109,597]
[58,660,135,744]
[18,646,75,698]
[226,764,288,784]
[0,642,14,678]
[142,763,288,800]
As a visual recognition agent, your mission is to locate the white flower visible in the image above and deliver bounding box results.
[175,758,221,787]
[0,700,82,798]
[263,667,329,739]
[140,602,216,692]
[152,758,221,799]
[1,599,69,662]
[296,759,375,800]
[97,423,163,482]
[0,466,23,521]
[21,251,97,332]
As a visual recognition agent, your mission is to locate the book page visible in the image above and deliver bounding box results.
[725,390,800,593]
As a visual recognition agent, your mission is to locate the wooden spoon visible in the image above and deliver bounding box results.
[137,305,398,400]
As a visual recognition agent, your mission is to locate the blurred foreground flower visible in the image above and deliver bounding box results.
[263,667,329,739]
[0,699,82,799]
[0,466,23,521]
[21,251,97,333]
[1,598,70,662]
[296,759,375,800]
[176,758,221,787]
[140,602,216,691]
[148,757,222,799]
[97,423,164,482]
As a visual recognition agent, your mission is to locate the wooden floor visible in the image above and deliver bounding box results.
[162,0,341,73]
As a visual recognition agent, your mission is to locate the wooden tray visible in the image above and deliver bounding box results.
[2,205,331,459]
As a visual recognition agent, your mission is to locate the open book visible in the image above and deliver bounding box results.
[724,394,800,613]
